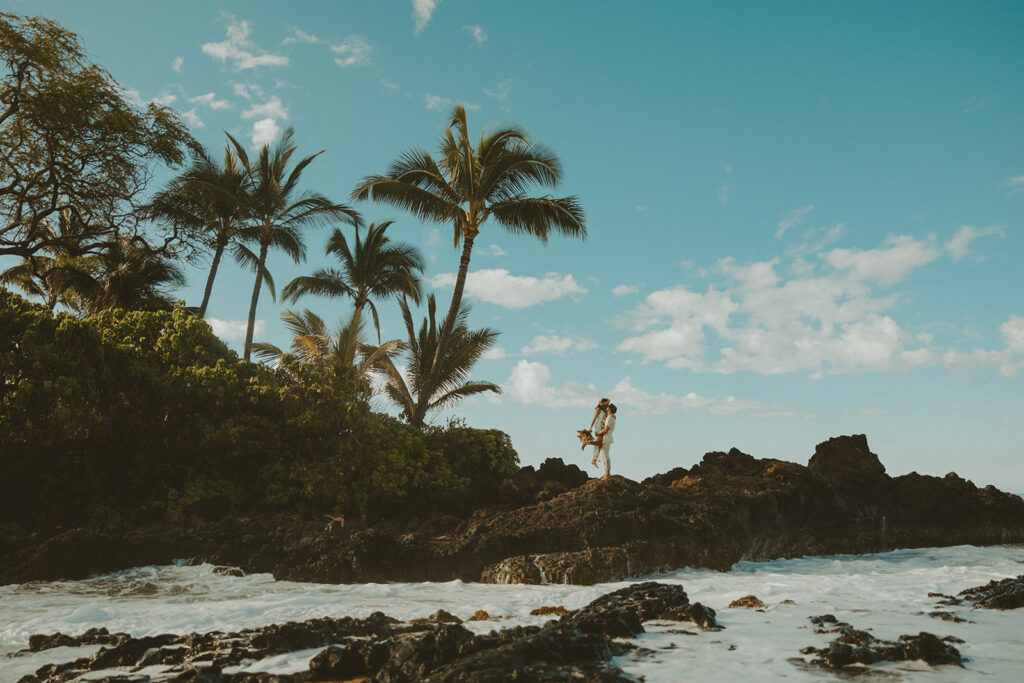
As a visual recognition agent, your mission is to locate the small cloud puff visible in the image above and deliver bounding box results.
[463,24,487,46]
[208,318,265,341]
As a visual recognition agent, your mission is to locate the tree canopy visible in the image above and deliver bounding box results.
[0,13,196,259]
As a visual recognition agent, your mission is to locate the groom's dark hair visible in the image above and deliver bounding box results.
[608,404,617,414]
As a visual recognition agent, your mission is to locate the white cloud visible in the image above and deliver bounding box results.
[635,204,647,212]
[189,92,231,110]
[425,93,479,112]
[412,0,440,34]
[202,15,289,70]
[180,109,203,128]
[150,93,177,107]
[1002,315,1024,353]
[282,27,320,45]
[505,360,596,409]
[521,335,597,355]
[332,36,372,67]
[504,361,803,417]
[171,56,183,72]
[425,93,452,111]
[250,118,281,147]
[234,83,260,100]
[616,231,1023,379]
[1005,175,1024,196]
[243,95,289,120]
[612,284,638,297]
[717,185,731,203]
[431,269,587,308]
[484,77,517,101]
[482,346,508,360]
[945,225,1005,260]
[380,78,400,92]
[824,235,939,286]
[208,318,265,341]
[463,24,487,46]
[487,244,506,257]
[721,163,733,174]
[775,205,814,239]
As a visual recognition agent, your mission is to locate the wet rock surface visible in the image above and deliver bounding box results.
[14,581,717,682]
[800,624,963,670]
[3,435,1023,586]
[956,574,1024,610]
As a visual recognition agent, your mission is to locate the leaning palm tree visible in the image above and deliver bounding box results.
[148,144,248,318]
[281,220,424,341]
[227,126,361,361]
[380,294,501,427]
[352,104,584,420]
[252,308,402,387]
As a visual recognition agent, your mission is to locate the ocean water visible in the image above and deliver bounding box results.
[1,545,1022,681]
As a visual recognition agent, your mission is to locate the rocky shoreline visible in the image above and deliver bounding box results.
[2,435,1023,586]
[13,575,1024,682]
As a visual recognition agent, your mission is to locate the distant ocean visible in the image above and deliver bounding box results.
[2,545,1022,681]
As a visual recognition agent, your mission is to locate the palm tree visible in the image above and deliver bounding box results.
[65,235,186,314]
[381,294,501,427]
[0,209,105,309]
[281,220,424,341]
[227,126,360,361]
[352,104,584,421]
[252,307,402,388]
[148,144,248,318]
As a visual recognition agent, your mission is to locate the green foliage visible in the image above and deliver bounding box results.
[0,291,518,526]
[0,13,196,259]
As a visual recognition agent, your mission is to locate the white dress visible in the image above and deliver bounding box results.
[596,414,615,473]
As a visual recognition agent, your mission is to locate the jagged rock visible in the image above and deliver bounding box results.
[212,565,244,577]
[15,581,715,682]
[728,595,766,609]
[807,434,886,483]
[530,606,568,616]
[802,628,963,670]
[957,574,1024,609]
[467,610,493,621]
[4,436,1024,587]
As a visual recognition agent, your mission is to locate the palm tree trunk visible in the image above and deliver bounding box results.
[198,238,227,318]
[243,242,269,361]
[414,232,476,423]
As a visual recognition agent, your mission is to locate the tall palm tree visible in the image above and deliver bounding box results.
[252,307,402,386]
[281,220,424,341]
[227,126,360,361]
[352,104,584,420]
[148,144,248,318]
[380,294,501,427]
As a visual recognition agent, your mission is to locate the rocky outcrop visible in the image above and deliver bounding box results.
[3,435,1023,586]
[800,619,963,670]
[15,581,717,682]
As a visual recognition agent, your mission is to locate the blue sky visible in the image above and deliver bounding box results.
[10,1,1023,491]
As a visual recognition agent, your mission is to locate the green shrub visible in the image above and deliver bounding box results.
[0,291,519,526]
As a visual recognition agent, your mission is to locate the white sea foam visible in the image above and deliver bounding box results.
[1,545,1022,681]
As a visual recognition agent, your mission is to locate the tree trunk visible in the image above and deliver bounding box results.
[243,242,269,362]
[198,238,227,318]
[413,231,476,424]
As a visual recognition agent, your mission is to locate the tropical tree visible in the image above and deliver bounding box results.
[381,294,501,427]
[226,126,360,361]
[281,220,424,341]
[0,13,195,259]
[62,235,186,314]
[0,208,103,308]
[352,104,584,421]
[252,307,402,389]
[147,144,248,318]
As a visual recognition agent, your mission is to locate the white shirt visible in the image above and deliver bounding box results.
[601,414,616,444]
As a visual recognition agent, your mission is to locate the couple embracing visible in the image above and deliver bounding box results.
[587,398,617,479]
